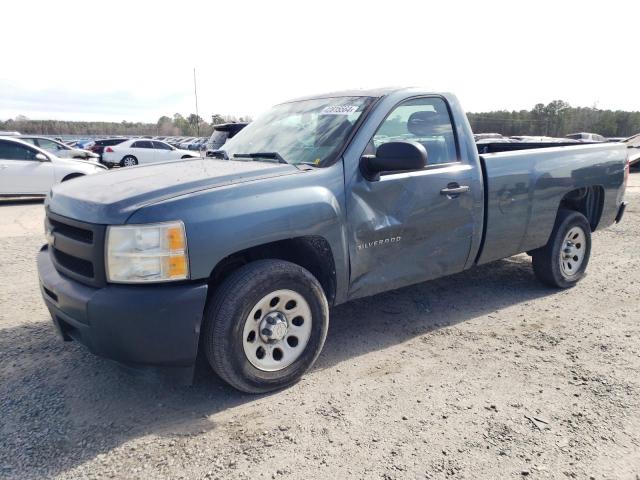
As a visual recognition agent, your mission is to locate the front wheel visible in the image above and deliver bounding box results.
[202,260,329,393]
[532,210,591,288]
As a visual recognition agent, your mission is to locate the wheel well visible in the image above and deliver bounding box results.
[558,186,604,231]
[61,173,84,182]
[208,236,337,305]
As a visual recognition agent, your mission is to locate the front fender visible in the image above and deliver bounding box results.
[126,162,350,303]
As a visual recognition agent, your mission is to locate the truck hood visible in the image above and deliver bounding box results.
[46,158,300,224]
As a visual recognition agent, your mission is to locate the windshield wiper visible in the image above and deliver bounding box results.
[233,152,289,165]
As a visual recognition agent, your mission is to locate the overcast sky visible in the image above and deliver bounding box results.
[1,0,637,122]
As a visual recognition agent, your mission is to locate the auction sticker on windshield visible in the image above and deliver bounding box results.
[320,105,359,115]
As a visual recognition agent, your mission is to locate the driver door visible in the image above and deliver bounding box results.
[345,96,475,299]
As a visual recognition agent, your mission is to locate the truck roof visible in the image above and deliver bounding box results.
[283,87,416,103]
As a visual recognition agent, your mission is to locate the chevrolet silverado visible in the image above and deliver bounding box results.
[37,88,629,393]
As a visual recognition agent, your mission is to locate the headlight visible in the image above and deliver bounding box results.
[106,221,189,283]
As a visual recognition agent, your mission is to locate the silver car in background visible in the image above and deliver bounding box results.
[14,136,100,161]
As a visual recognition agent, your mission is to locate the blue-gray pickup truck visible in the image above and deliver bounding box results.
[37,88,629,393]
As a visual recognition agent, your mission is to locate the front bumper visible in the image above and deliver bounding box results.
[37,246,208,384]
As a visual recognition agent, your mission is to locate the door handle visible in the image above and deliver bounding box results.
[440,184,470,196]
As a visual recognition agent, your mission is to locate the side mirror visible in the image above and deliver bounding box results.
[35,153,49,162]
[360,141,427,181]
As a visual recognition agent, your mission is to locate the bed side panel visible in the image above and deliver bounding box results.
[477,144,626,265]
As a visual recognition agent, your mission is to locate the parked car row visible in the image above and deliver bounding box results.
[90,124,249,167]
[1,122,251,166]
[141,136,207,150]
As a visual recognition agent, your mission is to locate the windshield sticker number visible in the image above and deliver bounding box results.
[320,105,359,115]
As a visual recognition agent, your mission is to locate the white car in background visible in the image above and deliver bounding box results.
[0,137,106,196]
[101,139,200,167]
[16,136,100,161]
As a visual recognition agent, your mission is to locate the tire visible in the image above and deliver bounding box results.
[120,156,138,167]
[532,209,591,288]
[203,259,329,393]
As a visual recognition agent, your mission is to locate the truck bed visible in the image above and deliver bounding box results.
[476,143,627,265]
[476,141,587,154]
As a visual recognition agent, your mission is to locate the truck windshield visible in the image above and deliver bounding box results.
[220,96,373,166]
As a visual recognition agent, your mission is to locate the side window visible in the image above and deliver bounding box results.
[373,97,458,165]
[152,141,172,150]
[131,141,153,149]
[0,141,38,160]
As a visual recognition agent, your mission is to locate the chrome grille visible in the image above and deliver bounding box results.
[45,210,106,287]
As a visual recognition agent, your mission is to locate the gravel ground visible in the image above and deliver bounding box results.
[1,174,639,480]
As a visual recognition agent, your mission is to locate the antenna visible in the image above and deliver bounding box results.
[193,68,200,138]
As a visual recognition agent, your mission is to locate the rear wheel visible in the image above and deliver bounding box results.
[532,210,591,288]
[121,155,138,167]
[202,259,329,393]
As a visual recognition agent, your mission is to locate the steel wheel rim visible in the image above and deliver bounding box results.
[559,226,586,277]
[242,289,312,372]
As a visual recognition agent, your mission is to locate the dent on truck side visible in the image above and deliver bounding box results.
[126,163,350,304]
[340,90,485,299]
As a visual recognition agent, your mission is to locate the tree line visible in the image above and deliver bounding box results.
[467,101,640,138]
[0,113,252,137]
[3,101,639,138]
